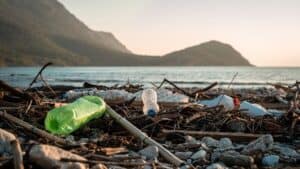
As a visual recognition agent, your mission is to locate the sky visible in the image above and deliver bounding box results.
[58,0,300,66]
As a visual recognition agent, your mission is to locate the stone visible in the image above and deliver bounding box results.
[184,135,199,144]
[175,151,193,160]
[206,162,228,169]
[219,151,254,167]
[0,128,16,156]
[227,120,246,132]
[262,155,279,167]
[138,145,159,160]
[241,135,273,155]
[91,164,108,169]
[273,144,299,158]
[29,144,87,169]
[191,150,207,160]
[201,137,219,148]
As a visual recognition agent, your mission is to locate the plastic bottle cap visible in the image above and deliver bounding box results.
[147,109,157,117]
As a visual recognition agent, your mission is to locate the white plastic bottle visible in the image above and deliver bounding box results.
[142,88,160,117]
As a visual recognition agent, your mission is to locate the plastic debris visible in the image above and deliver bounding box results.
[45,96,106,135]
[199,95,234,111]
[141,89,159,117]
[240,101,271,117]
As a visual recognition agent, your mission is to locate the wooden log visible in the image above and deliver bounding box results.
[0,111,68,145]
[162,129,274,142]
[10,139,24,169]
[105,105,185,167]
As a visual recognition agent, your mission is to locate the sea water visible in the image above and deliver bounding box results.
[0,66,299,88]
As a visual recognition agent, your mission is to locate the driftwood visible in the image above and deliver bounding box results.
[61,158,148,167]
[27,62,52,89]
[0,111,68,145]
[105,105,185,167]
[10,139,24,169]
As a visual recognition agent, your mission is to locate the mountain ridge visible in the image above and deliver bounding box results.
[0,0,252,66]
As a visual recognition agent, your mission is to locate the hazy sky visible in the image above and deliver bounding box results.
[58,0,300,66]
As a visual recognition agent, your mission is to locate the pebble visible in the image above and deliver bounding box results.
[219,151,254,167]
[206,162,228,169]
[0,128,16,156]
[241,134,273,155]
[191,149,207,160]
[138,145,159,160]
[201,137,219,148]
[29,144,87,169]
[184,135,199,144]
[91,164,108,169]
[262,155,279,167]
[227,119,246,132]
[175,151,193,160]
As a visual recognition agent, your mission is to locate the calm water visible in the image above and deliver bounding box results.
[0,67,299,88]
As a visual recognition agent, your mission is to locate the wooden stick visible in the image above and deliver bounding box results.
[157,78,194,97]
[0,80,27,98]
[10,139,24,169]
[105,105,185,167]
[27,62,52,89]
[192,82,218,95]
[162,129,269,142]
[0,111,68,145]
[61,158,147,167]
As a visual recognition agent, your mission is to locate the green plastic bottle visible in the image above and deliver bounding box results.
[45,96,106,135]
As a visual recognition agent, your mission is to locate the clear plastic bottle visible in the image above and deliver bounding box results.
[142,88,159,117]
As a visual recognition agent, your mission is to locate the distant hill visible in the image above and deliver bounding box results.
[161,41,251,66]
[0,0,252,66]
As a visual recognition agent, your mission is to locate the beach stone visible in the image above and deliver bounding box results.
[184,135,199,144]
[0,128,16,156]
[241,134,273,155]
[273,144,300,158]
[29,144,87,169]
[218,138,233,149]
[144,165,152,169]
[206,162,228,169]
[191,150,207,160]
[227,119,246,132]
[211,151,222,162]
[262,155,279,167]
[91,164,108,169]
[138,145,159,160]
[108,166,126,169]
[219,151,254,167]
[175,151,193,160]
[201,137,219,148]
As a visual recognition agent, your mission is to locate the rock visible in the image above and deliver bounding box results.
[108,166,126,169]
[219,151,254,167]
[273,144,300,158]
[138,145,159,160]
[175,151,193,160]
[218,138,233,149]
[29,144,87,169]
[201,137,219,148]
[91,164,108,169]
[144,165,152,169]
[184,135,199,144]
[191,150,207,160]
[241,135,273,155]
[227,120,246,132]
[262,155,279,167]
[206,162,228,169]
[211,151,222,162]
[0,128,16,156]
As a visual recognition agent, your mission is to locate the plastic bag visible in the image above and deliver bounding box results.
[45,96,106,135]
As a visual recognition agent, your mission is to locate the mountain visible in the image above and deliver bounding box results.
[161,41,251,66]
[0,0,252,66]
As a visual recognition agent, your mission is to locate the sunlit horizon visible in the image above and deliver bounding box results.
[59,0,300,66]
